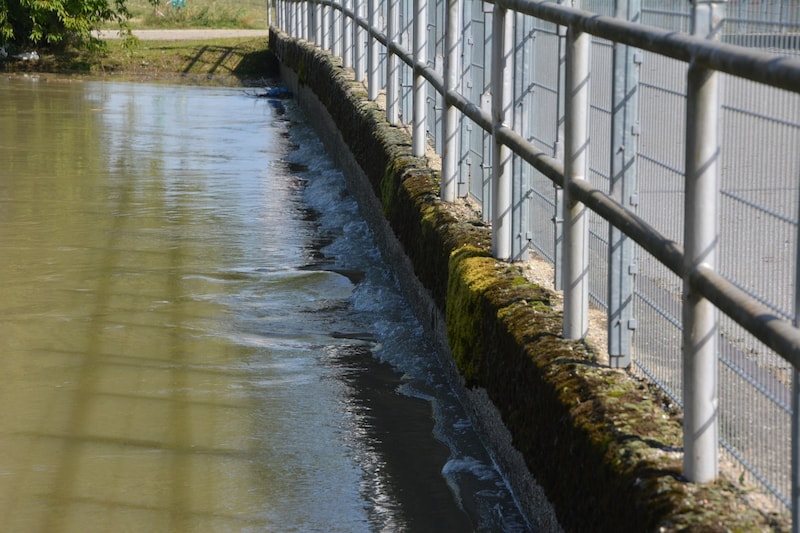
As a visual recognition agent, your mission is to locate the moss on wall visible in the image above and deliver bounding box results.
[270,29,789,532]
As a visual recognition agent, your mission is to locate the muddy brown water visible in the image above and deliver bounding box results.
[0,77,533,531]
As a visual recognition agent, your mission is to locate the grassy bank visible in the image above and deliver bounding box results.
[114,0,268,29]
[1,36,277,84]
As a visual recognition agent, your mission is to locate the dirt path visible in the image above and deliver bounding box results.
[96,29,270,41]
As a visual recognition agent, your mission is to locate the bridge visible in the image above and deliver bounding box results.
[268,0,800,529]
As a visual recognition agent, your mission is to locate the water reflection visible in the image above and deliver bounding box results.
[0,78,530,532]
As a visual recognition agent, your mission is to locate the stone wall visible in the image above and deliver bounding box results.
[269,28,787,532]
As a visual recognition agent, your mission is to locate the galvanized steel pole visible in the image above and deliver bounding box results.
[413,0,428,157]
[794,187,800,533]
[441,0,461,203]
[794,244,800,531]
[332,0,342,56]
[343,0,353,68]
[490,2,513,260]
[562,23,590,340]
[367,0,380,100]
[683,0,721,483]
[355,1,366,82]
[321,1,330,50]
[301,1,308,40]
[607,0,641,369]
[386,0,400,125]
[315,2,323,46]
[553,0,568,291]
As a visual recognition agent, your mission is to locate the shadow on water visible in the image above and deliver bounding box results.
[328,344,474,532]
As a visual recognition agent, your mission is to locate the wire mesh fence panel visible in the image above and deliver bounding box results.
[628,47,688,425]
[460,1,491,207]
[525,18,561,262]
[718,321,793,507]
[529,169,558,265]
[632,252,684,407]
[636,53,687,246]
[724,0,800,52]
[641,0,691,33]
[588,38,613,311]
[527,23,561,156]
[712,67,800,508]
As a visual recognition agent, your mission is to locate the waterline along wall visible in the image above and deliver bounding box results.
[269,28,786,531]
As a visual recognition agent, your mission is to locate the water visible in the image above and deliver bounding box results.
[0,77,531,531]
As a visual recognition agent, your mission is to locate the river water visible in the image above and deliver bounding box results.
[0,78,532,532]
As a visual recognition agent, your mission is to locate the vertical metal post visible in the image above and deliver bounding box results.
[512,12,532,262]
[298,2,304,37]
[793,186,800,533]
[607,0,641,369]
[481,4,493,220]
[355,1,366,81]
[490,2,513,260]
[441,0,460,202]
[553,0,568,291]
[413,0,428,157]
[343,0,353,67]
[562,23,590,340]
[267,0,273,27]
[321,1,329,49]
[297,2,309,40]
[683,0,722,483]
[332,0,342,56]
[315,1,323,46]
[368,0,380,99]
[387,0,400,125]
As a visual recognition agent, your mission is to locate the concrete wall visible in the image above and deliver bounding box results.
[269,28,787,532]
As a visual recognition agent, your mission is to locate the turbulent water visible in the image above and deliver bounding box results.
[0,77,530,532]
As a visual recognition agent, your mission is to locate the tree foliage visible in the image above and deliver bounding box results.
[0,0,156,50]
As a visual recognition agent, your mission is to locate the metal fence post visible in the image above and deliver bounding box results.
[441,0,460,202]
[562,22,590,340]
[314,1,322,46]
[511,11,532,262]
[355,0,366,82]
[491,1,513,260]
[607,0,641,368]
[553,0,568,291]
[332,0,342,56]
[299,1,304,38]
[368,0,380,100]
[386,0,400,125]
[683,0,722,483]
[301,1,308,40]
[413,0,428,157]
[343,0,353,67]
[794,185,800,533]
[320,1,329,49]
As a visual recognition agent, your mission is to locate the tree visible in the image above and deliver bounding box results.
[0,0,156,50]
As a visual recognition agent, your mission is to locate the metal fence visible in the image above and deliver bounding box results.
[271,0,800,525]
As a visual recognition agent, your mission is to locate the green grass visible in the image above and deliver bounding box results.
[2,37,279,84]
[118,0,269,29]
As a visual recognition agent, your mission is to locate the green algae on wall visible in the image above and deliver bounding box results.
[269,28,790,532]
